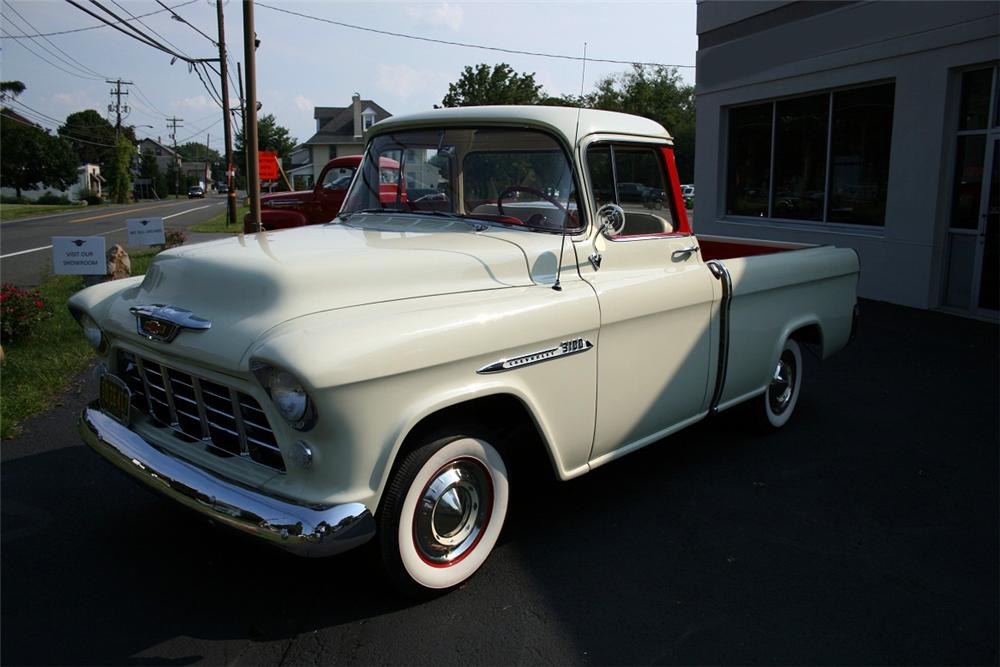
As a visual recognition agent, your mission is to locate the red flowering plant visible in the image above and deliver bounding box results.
[1,283,52,344]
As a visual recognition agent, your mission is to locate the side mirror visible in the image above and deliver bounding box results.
[596,203,626,237]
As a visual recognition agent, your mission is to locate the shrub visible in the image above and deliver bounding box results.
[164,228,186,249]
[35,191,72,205]
[1,283,51,344]
[0,195,23,204]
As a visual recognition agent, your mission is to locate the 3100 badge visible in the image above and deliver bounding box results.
[99,373,131,425]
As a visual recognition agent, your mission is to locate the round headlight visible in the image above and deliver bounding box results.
[80,314,104,350]
[270,370,308,423]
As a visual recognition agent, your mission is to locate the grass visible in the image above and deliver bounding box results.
[0,203,83,221]
[1,248,159,439]
[189,204,248,233]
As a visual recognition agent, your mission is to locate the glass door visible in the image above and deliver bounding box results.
[944,65,1000,317]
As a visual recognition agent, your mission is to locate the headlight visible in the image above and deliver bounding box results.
[80,313,105,351]
[252,363,315,430]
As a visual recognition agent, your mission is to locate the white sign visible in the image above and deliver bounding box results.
[52,236,106,275]
[127,217,166,247]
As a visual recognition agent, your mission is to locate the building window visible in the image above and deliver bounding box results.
[726,81,895,226]
[363,113,375,131]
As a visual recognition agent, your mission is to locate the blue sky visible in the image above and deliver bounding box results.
[1,0,696,151]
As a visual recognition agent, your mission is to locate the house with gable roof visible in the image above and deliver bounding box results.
[298,94,391,186]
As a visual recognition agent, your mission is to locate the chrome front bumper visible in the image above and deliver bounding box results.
[79,403,375,557]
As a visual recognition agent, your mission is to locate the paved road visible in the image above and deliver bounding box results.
[0,197,231,286]
[1,300,997,665]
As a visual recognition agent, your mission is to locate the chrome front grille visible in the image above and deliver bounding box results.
[118,351,285,472]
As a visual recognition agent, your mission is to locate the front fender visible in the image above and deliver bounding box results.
[245,281,600,510]
[244,208,310,233]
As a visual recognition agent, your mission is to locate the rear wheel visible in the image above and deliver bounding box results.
[378,431,509,595]
[748,338,803,432]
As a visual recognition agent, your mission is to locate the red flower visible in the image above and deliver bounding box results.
[35,300,44,308]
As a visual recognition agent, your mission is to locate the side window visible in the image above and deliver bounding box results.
[586,143,677,236]
[321,167,355,190]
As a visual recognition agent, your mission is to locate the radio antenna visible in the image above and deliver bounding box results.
[553,42,587,293]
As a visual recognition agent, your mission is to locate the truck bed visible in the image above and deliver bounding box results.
[698,234,812,260]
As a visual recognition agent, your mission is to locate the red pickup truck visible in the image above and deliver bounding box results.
[245,155,408,233]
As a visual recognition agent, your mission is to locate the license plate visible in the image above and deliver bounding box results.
[100,373,131,425]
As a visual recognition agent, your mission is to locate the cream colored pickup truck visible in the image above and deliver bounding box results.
[72,106,859,593]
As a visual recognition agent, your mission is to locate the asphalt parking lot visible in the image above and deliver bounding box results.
[1,299,997,665]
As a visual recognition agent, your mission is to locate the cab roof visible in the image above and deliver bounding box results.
[370,105,673,146]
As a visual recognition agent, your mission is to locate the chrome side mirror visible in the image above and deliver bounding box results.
[596,203,626,237]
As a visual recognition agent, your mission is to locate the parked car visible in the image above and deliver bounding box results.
[243,155,404,233]
[187,186,205,199]
[72,107,859,595]
[217,184,229,194]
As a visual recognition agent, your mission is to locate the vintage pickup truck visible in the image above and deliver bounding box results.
[72,106,859,594]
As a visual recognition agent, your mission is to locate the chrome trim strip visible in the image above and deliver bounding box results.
[707,259,732,414]
[130,304,211,343]
[80,404,375,558]
[477,338,593,374]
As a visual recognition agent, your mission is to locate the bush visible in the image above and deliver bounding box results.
[35,191,72,205]
[1,283,51,344]
[164,228,186,249]
[78,188,103,206]
[1,195,23,204]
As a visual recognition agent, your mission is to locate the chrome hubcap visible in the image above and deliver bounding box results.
[768,351,796,415]
[414,458,492,565]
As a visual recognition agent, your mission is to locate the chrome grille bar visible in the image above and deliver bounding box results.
[133,356,155,417]
[190,377,212,441]
[229,388,250,456]
[160,366,180,427]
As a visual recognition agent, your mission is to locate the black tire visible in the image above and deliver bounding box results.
[377,428,509,595]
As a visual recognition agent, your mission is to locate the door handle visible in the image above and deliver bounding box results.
[672,245,700,258]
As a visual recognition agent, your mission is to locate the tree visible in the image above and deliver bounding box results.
[0,113,78,199]
[106,136,134,203]
[441,63,544,107]
[139,153,167,198]
[234,113,296,188]
[57,109,136,172]
[176,141,220,162]
[0,80,26,102]
[586,65,696,182]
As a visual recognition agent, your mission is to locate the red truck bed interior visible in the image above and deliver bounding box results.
[698,235,809,261]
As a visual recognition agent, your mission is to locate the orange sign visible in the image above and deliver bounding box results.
[258,151,278,180]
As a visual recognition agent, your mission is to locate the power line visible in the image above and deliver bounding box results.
[1,111,124,149]
[2,4,111,80]
[110,0,193,61]
[0,28,104,81]
[255,2,695,68]
[3,0,198,39]
[154,0,216,46]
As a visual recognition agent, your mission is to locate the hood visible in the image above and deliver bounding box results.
[101,217,533,369]
[261,189,312,204]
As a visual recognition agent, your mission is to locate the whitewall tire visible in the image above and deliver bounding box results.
[378,433,509,594]
[749,337,803,432]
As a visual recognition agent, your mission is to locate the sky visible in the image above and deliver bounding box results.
[0,0,697,153]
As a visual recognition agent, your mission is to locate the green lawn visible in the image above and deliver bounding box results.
[0,203,83,221]
[1,248,159,439]
[190,204,248,233]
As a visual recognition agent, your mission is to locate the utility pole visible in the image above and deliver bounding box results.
[167,116,183,198]
[237,62,249,206]
[216,0,237,227]
[243,0,261,233]
[106,78,133,141]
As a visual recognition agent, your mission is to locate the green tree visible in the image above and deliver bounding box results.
[234,113,296,188]
[586,65,696,182]
[106,136,134,203]
[441,63,544,107]
[57,109,136,172]
[139,153,167,198]
[176,141,220,161]
[0,112,78,199]
[0,80,26,102]
[165,161,181,196]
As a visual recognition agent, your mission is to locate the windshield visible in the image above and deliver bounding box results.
[321,166,355,190]
[340,127,581,232]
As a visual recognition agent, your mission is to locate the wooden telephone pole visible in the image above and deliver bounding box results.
[216,0,237,227]
[243,0,261,232]
[167,116,183,197]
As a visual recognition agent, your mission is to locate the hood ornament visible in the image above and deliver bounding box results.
[129,304,211,343]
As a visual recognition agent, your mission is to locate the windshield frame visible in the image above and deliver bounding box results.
[339,124,588,235]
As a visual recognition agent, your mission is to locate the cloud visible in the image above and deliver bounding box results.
[376,64,450,100]
[175,95,214,112]
[405,2,463,30]
[294,94,314,112]
[50,91,99,113]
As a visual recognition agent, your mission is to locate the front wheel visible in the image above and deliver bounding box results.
[748,338,803,432]
[378,431,509,595]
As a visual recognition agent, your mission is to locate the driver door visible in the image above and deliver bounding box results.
[312,163,355,223]
[582,142,716,463]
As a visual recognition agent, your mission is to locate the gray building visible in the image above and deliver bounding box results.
[694,1,998,317]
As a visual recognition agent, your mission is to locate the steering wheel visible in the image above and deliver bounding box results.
[497,185,568,219]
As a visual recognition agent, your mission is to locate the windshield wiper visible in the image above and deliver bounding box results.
[414,209,490,232]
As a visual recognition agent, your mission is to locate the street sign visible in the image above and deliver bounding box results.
[52,236,106,275]
[127,217,166,246]
[259,151,278,180]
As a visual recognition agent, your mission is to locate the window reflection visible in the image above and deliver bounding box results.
[726,103,772,217]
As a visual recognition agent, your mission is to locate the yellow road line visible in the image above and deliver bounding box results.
[70,200,186,224]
